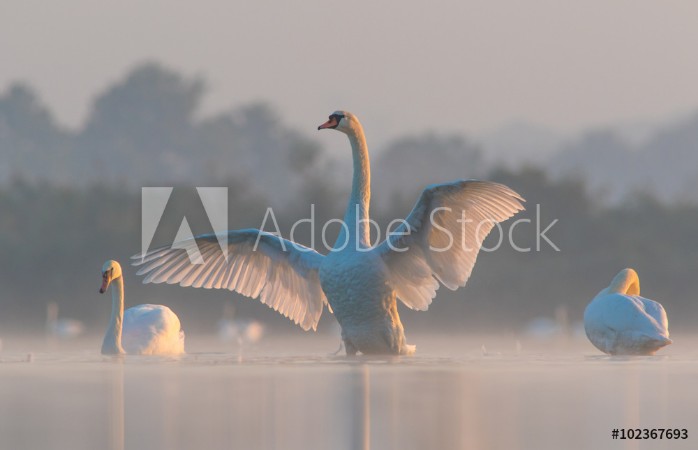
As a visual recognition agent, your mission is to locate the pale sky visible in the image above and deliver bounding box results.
[2,1,697,146]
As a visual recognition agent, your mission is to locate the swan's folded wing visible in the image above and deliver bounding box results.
[374,180,524,311]
[131,229,327,331]
[639,297,670,333]
[122,305,179,355]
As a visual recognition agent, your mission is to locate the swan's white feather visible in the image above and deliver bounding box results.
[376,180,525,311]
[640,297,669,331]
[132,229,327,331]
[122,304,185,355]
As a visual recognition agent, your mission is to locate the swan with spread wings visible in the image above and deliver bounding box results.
[133,111,524,355]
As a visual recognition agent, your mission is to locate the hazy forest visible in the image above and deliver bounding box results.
[2,62,697,335]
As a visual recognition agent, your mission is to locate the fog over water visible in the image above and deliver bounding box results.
[1,334,695,450]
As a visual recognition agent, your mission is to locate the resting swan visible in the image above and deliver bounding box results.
[133,111,524,355]
[584,268,671,355]
[99,260,185,355]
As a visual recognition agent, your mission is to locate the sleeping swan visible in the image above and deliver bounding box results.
[99,260,185,355]
[132,111,524,355]
[584,268,671,355]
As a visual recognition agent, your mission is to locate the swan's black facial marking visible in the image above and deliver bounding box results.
[100,268,113,294]
[318,113,345,130]
[329,113,345,126]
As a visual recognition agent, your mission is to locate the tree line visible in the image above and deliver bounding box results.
[0,62,696,335]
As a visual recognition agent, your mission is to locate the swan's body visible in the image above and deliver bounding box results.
[133,111,524,355]
[321,249,411,354]
[584,268,671,355]
[100,260,185,355]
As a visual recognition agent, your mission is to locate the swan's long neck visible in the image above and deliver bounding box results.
[102,276,125,355]
[337,125,371,249]
[608,269,640,296]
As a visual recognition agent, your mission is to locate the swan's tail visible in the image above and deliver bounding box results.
[636,334,672,355]
[654,336,673,347]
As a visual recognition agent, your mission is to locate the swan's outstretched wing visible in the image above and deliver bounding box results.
[374,180,524,311]
[131,229,327,331]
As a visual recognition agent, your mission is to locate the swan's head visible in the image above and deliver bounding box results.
[317,111,359,135]
[100,260,123,294]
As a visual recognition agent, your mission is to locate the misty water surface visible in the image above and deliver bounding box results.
[0,334,696,450]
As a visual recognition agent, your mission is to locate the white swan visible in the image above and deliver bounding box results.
[132,111,524,355]
[46,302,85,339]
[584,268,671,355]
[99,260,185,355]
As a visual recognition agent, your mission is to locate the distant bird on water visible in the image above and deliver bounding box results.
[99,260,185,355]
[46,302,84,340]
[217,303,265,346]
[584,268,671,355]
[133,111,524,355]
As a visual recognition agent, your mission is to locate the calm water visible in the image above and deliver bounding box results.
[0,334,696,450]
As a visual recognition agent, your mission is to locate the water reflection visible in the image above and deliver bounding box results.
[0,336,695,450]
[106,360,124,450]
[349,365,370,450]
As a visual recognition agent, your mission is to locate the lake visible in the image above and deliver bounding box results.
[0,333,695,450]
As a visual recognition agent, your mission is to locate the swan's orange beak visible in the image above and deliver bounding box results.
[318,116,338,130]
[99,273,111,294]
